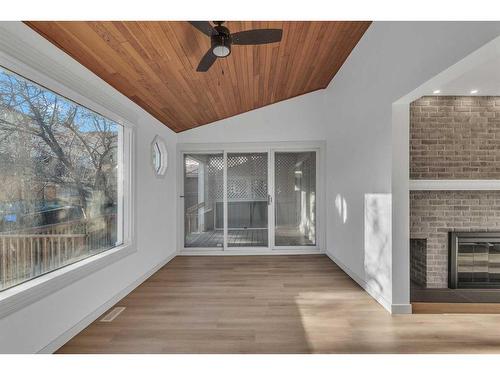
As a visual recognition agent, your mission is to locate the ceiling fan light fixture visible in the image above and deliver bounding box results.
[213,44,231,57]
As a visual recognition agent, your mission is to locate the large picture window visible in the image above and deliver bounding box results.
[0,66,124,291]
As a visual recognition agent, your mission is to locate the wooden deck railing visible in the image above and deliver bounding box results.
[0,215,117,290]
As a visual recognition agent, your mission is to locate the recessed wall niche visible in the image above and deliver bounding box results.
[410,96,500,289]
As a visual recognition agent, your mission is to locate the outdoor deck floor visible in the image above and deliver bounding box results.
[185,228,314,248]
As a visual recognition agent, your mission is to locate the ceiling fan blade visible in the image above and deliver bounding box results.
[188,21,218,37]
[232,29,283,45]
[196,49,217,72]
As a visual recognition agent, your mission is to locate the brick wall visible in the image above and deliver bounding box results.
[410,191,500,288]
[410,96,500,179]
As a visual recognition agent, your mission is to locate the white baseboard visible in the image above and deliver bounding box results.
[391,303,412,314]
[179,249,324,256]
[325,251,404,314]
[37,251,178,354]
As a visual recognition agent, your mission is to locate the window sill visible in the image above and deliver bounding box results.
[0,242,136,319]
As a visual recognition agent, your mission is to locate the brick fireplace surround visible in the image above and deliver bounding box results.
[410,96,500,288]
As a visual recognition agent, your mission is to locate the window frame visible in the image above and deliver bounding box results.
[151,135,168,177]
[0,48,136,319]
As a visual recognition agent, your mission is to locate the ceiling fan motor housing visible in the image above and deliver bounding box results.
[211,25,231,57]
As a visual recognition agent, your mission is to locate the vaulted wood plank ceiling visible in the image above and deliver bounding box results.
[25,21,371,132]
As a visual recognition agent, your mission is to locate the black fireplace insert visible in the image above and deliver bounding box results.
[449,232,500,289]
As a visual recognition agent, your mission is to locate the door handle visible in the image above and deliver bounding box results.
[267,194,272,205]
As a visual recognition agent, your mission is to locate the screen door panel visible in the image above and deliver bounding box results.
[274,151,316,246]
[183,153,224,248]
[226,153,268,247]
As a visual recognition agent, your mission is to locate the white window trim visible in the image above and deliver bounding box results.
[0,38,137,319]
[151,135,168,177]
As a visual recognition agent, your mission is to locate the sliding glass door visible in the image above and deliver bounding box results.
[183,153,224,248]
[182,148,318,250]
[273,151,316,247]
[226,153,269,248]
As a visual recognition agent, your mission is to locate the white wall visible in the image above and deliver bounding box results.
[178,89,327,143]
[0,23,178,353]
[323,21,500,312]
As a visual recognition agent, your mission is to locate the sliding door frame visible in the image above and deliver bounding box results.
[177,141,326,255]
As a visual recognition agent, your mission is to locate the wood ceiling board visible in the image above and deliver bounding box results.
[25,21,371,132]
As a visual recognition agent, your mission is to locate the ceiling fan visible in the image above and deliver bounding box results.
[188,21,283,72]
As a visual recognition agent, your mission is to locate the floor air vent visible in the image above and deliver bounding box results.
[100,307,126,322]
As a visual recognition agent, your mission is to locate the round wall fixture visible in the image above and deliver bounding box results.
[151,135,168,177]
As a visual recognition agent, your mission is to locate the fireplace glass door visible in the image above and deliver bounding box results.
[450,233,500,288]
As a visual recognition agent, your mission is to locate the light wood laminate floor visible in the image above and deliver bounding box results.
[57,255,500,353]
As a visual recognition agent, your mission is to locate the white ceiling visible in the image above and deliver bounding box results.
[436,55,500,96]
[396,35,500,103]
